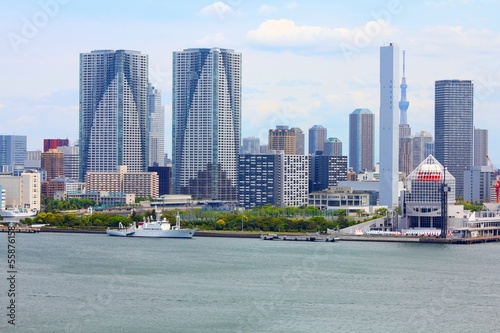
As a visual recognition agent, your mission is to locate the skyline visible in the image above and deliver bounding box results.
[1,0,500,164]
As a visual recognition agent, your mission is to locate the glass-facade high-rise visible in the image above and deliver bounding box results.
[434,80,473,197]
[474,128,488,167]
[0,135,27,172]
[308,125,327,155]
[172,48,241,200]
[79,50,149,181]
[349,108,374,173]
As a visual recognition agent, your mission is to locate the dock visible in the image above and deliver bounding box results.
[0,226,40,233]
[340,234,500,244]
[261,233,339,242]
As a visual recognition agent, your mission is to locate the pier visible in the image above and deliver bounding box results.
[0,226,40,233]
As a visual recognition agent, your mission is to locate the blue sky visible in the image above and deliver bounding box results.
[1,0,500,165]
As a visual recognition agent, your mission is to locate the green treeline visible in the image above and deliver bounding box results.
[24,200,385,233]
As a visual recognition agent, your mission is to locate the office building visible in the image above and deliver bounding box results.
[0,170,40,210]
[434,80,474,197]
[79,49,149,181]
[148,85,165,167]
[324,137,342,156]
[0,135,27,172]
[379,43,400,208]
[464,166,495,203]
[349,108,374,173]
[238,153,309,208]
[41,149,64,181]
[268,126,302,155]
[309,155,348,192]
[308,125,327,155]
[474,128,488,167]
[57,145,80,180]
[172,48,241,200]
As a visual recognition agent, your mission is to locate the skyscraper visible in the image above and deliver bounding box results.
[291,127,305,155]
[474,128,488,167]
[172,48,241,200]
[434,80,473,197]
[148,85,165,167]
[79,50,149,181]
[349,108,374,173]
[379,43,400,208]
[308,125,327,154]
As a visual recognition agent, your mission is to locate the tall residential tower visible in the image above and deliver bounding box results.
[172,48,241,200]
[79,50,149,181]
[434,80,473,197]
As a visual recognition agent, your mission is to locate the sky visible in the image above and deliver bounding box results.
[1,0,500,165]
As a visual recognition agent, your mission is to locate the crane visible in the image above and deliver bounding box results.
[486,155,500,203]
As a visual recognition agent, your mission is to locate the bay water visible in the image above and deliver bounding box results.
[2,232,500,332]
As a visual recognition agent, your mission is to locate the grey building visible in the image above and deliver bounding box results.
[79,50,149,181]
[434,80,473,197]
[57,145,80,180]
[242,137,260,154]
[474,128,488,167]
[172,48,241,200]
[349,108,374,173]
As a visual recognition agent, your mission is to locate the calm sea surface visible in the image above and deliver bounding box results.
[2,232,500,333]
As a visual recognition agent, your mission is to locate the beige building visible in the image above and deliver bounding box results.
[0,170,41,210]
[85,165,159,198]
[268,126,304,155]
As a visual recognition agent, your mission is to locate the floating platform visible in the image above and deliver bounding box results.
[261,233,339,242]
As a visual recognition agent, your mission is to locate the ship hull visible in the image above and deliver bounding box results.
[131,228,197,238]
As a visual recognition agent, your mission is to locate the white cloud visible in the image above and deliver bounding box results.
[195,32,228,46]
[258,4,277,14]
[285,2,298,10]
[247,19,351,47]
[200,2,234,18]
[0,104,6,109]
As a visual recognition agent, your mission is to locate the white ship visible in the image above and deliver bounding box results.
[0,207,38,218]
[106,212,197,238]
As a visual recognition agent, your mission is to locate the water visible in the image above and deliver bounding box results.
[2,233,500,333]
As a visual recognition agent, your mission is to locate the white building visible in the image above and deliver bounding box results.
[281,155,309,207]
[379,43,400,208]
[0,170,41,210]
[399,155,455,229]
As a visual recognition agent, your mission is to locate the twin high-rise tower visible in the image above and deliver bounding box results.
[79,50,149,180]
[172,48,241,200]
